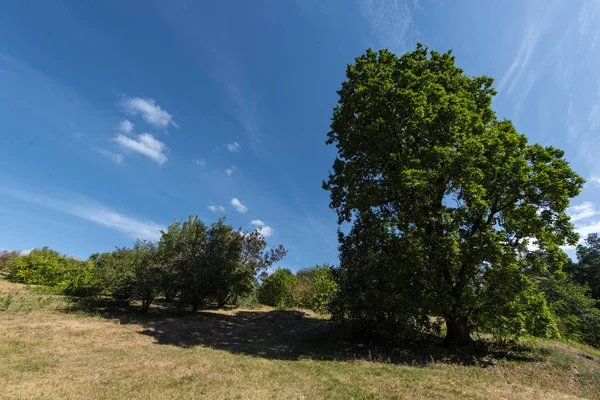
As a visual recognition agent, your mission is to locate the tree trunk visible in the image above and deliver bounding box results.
[444,317,472,347]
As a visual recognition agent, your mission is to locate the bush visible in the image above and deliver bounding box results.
[0,250,20,272]
[9,247,101,296]
[294,265,337,313]
[538,276,600,347]
[258,268,297,308]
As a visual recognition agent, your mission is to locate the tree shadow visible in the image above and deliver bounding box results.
[62,298,542,366]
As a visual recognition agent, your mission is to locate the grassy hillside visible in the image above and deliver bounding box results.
[1,278,599,400]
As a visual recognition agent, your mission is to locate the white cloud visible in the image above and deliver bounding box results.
[575,221,600,240]
[227,142,241,152]
[0,186,166,241]
[113,133,167,165]
[590,176,600,186]
[73,132,84,140]
[225,166,236,176]
[231,198,248,213]
[194,159,206,167]
[98,149,124,164]
[567,202,599,222]
[257,226,274,238]
[250,219,273,237]
[208,204,226,213]
[563,201,600,248]
[19,248,33,256]
[119,119,134,134]
[121,97,177,128]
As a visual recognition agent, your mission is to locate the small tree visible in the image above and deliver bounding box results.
[159,216,286,311]
[130,240,164,312]
[258,268,297,308]
[323,45,584,346]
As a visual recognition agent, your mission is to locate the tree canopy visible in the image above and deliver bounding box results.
[323,45,584,346]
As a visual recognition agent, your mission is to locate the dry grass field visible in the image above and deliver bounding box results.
[1,277,600,399]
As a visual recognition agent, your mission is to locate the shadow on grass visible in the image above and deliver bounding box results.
[62,297,542,366]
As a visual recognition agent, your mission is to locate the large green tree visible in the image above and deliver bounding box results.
[323,45,584,346]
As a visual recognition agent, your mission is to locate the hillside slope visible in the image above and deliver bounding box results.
[1,279,599,400]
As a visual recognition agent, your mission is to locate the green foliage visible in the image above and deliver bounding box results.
[158,216,286,311]
[294,265,337,313]
[564,233,600,300]
[91,248,137,302]
[0,250,20,272]
[323,45,584,346]
[258,268,297,308]
[9,247,101,296]
[538,276,600,347]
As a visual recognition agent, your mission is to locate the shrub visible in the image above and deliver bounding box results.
[294,265,337,313]
[258,268,297,308]
[9,247,101,296]
[0,250,20,273]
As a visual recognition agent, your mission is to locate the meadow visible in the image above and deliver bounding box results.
[2,277,600,400]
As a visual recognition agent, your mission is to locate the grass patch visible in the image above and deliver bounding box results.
[1,278,599,399]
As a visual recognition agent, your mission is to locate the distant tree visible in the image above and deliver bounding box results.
[159,216,286,311]
[564,233,600,300]
[258,268,297,308]
[158,216,209,312]
[91,248,137,302]
[323,45,584,346]
[537,275,600,347]
[130,240,164,312]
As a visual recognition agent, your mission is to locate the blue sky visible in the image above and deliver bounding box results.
[1,0,599,268]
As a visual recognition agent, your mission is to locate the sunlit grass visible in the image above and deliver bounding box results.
[1,278,599,399]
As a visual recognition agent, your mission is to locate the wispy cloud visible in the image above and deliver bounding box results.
[98,148,124,164]
[208,204,226,213]
[0,186,166,241]
[250,219,265,227]
[119,119,134,134]
[113,133,168,165]
[19,248,33,256]
[120,97,177,129]
[231,198,248,213]
[227,142,241,152]
[567,202,599,222]
[565,202,600,247]
[193,159,206,167]
[73,132,84,140]
[497,2,561,108]
[590,176,600,186]
[356,0,418,52]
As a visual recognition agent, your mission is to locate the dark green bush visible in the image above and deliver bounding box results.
[258,268,297,308]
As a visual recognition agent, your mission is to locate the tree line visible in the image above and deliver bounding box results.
[0,216,337,314]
